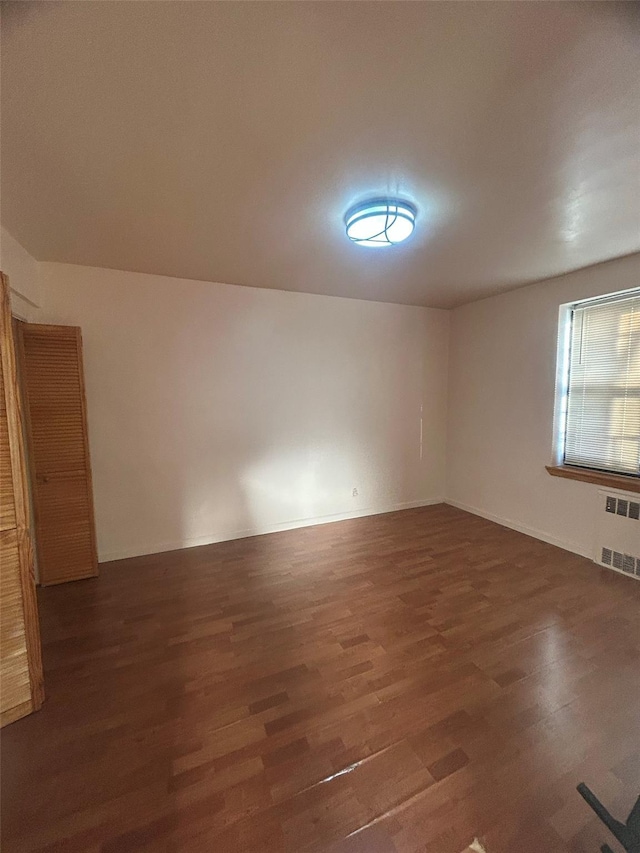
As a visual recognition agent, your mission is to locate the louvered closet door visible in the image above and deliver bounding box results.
[0,272,44,726]
[1,369,31,721]
[18,324,98,585]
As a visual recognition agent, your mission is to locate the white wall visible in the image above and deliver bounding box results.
[11,229,638,565]
[39,263,449,561]
[0,227,41,319]
[446,252,640,558]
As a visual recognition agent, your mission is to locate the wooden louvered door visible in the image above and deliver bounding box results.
[17,322,98,585]
[0,272,44,726]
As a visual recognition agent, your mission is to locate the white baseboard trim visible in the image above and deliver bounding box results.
[444,499,591,559]
[99,497,444,563]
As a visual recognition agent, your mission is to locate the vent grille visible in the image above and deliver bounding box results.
[604,495,640,519]
[599,547,640,579]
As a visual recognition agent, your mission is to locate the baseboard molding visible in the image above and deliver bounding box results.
[99,497,444,563]
[444,498,592,559]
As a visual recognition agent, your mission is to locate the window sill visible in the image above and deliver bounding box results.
[546,465,640,494]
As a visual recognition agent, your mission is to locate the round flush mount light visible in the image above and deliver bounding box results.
[345,198,416,247]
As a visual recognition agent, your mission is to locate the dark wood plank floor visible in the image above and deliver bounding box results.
[2,504,639,853]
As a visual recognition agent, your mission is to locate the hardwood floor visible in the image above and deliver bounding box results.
[2,504,639,853]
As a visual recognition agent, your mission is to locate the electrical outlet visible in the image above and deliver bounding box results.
[352,487,359,497]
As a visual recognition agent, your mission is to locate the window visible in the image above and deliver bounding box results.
[560,289,640,478]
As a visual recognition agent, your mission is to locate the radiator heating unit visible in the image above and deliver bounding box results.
[594,489,640,580]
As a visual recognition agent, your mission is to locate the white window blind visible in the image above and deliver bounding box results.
[564,290,640,476]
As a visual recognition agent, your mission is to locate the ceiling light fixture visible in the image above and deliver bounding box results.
[345,198,416,247]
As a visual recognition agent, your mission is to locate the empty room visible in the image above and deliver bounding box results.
[1,2,639,852]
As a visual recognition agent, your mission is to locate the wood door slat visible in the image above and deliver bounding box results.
[0,365,17,530]
[0,529,31,714]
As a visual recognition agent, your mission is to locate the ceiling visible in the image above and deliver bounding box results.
[2,2,639,309]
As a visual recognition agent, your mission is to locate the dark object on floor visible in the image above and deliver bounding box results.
[577,782,640,852]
